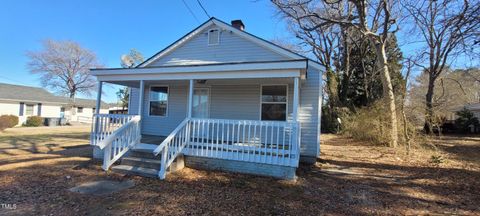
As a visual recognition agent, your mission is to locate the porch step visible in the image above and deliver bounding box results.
[128,148,161,160]
[122,156,161,170]
[111,148,185,179]
[111,165,158,178]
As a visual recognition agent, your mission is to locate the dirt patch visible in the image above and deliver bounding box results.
[0,130,479,215]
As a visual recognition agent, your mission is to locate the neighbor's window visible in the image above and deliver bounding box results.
[77,107,83,113]
[26,104,34,116]
[149,86,168,116]
[261,85,287,121]
[208,29,219,45]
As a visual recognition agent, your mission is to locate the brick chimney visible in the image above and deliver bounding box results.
[231,20,245,31]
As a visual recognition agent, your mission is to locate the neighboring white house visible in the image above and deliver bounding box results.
[456,103,480,119]
[63,98,110,123]
[0,83,109,125]
[90,18,324,180]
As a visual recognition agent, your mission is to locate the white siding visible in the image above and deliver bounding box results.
[298,67,321,158]
[131,84,188,135]
[0,102,21,116]
[149,24,288,66]
[41,105,61,118]
[0,101,65,125]
[68,107,108,123]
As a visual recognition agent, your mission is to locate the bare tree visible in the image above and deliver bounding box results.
[404,0,480,133]
[27,39,102,99]
[121,48,144,68]
[272,0,401,147]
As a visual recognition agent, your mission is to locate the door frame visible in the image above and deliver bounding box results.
[192,87,211,119]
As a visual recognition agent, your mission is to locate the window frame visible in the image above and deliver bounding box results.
[148,85,169,117]
[207,28,220,46]
[259,84,289,121]
[25,104,34,116]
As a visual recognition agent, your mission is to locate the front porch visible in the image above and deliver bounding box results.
[89,61,305,179]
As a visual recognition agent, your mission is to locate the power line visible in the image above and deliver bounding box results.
[196,0,210,18]
[181,0,201,24]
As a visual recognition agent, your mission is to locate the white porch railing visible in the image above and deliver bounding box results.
[154,117,301,179]
[90,114,141,170]
[90,114,138,146]
[187,118,300,167]
[153,118,191,179]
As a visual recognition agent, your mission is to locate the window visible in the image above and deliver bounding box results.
[208,29,219,45]
[261,85,287,121]
[26,104,34,116]
[149,86,168,116]
[77,107,83,113]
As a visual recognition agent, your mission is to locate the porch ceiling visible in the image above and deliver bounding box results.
[91,60,307,84]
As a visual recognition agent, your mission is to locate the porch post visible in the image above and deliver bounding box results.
[187,79,194,118]
[292,77,299,122]
[95,81,103,115]
[138,80,145,135]
[138,80,145,115]
[92,81,102,158]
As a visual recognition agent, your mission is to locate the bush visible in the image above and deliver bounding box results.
[24,116,43,127]
[340,101,417,147]
[340,102,391,145]
[0,115,19,131]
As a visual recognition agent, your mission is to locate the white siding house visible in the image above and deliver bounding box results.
[0,83,108,125]
[90,18,324,180]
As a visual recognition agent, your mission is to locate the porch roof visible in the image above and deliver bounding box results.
[91,60,307,82]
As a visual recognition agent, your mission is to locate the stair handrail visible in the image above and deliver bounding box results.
[96,116,141,150]
[100,115,141,170]
[153,118,190,179]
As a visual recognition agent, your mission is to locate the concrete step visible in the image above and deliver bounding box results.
[111,165,159,178]
[121,156,161,170]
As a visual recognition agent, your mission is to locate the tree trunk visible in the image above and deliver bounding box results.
[372,40,398,147]
[424,74,435,133]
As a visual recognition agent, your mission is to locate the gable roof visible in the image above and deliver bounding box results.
[137,17,323,70]
[66,98,109,108]
[0,83,66,104]
[0,83,109,108]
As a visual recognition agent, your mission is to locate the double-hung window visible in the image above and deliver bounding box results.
[25,104,34,116]
[261,85,287,121]
[149,86,168,116]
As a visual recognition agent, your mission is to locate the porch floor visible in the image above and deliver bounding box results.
[141,135,166,145]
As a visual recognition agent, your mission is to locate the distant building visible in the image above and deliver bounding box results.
[0,83,109,125]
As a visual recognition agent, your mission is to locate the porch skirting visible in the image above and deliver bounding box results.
[184,155,296,180]
[93,146,103,159]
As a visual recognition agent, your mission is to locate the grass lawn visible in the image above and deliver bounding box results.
[0,127,479,215]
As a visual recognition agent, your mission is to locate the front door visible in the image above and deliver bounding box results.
[192,88,209,118]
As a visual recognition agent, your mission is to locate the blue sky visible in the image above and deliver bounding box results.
[0,0,288,103]
[0,1,476,103]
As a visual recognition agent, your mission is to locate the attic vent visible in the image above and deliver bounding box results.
[208,29,219,45]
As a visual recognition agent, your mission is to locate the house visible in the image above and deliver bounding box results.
[446,103,480,133]
[0,83,109,125]
[63,98,110,123]
[457,103,480,119]
[90,18,324,180]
